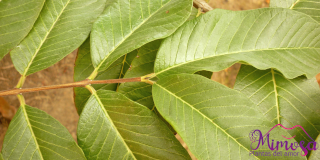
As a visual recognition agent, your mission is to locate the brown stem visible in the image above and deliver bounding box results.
[193,0,213,12]
[0,77,141,96]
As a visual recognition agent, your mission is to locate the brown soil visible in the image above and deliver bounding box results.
[0,0,269,153]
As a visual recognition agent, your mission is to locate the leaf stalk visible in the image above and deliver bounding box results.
[0,77,141,96]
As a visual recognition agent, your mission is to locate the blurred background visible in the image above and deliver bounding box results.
[0,0,296,153]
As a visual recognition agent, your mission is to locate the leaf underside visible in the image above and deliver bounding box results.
[77,90,190,160]
[152,74,305,159]
[234,65,320,149]
[90,0,193,73]
[10,0,105,76]
[0,0,45,60]
[271,0,320,23]
[154,8,320,79]
[2,105,85,160]
[117,40,162,109]
[309,134,320,159]
[74,38,137,114]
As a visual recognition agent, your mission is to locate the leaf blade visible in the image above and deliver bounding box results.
[271,0,320,23]
[153,74,306,159]
[0,0,45,60]
[1,105,85,160]
[77,90,190,160]
[154,8,320,79]
[10,0,106,76]
[90,0,193,76]
[234,65,320,148]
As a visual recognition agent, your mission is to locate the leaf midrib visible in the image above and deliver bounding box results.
[21,105,44,160]
[271,69,281,124]
[290,0,301,9]
[94,0,174,72]
[93,93,137,160]
[23,0,71,76]
[154,83,260,160]
[155,47,319,76]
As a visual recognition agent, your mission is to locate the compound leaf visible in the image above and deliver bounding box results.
[154,8,320,79]
[0,0,44,60]
[117,40,162,109]
[1,105,85,160]
[10,0,105,76]
[89,0,193,78]
[77,90,190,160]
[74,38,137,114]
[153,74,305,159]
[234,65,320,148]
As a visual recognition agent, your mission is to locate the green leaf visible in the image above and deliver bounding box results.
[117,40,162,109]
[0,0,45,60]
[154,8,320,79]
[270,0,320,23]
[89,0,193,78]
[0,153,3,160]
[188,7,199,21]
[1,105,85,160]
[309,134,320,159]
[152,73,306,159]
[234,65,320,148]
[77,90,190,160]
[10,0,106,76]
[74,38,137,114]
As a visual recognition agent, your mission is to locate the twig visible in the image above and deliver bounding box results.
[193,0,213,12]
[0,77,141,96]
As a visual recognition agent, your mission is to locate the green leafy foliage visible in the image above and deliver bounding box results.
[2,0,320,159]
[74,38,137,113]
[77,90,190,160]
[117,40,162,109]
[235,65,320,149]
[153,74,305,159]
[271,0,320,23]
[89,0,193,77]
[10,0,106,76]
[154,8,320,79]
[2,105,85,159]
[0,0,44,60]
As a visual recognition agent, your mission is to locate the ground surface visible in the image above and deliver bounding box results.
[0,0,268,153]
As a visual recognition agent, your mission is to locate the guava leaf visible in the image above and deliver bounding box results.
[10,0,106,76]
[0,0,44,60]
[74,38,137,114]
[234,65,320,149]
[154,8,320,79]
[153,73,306,159]
[270,0,320,23]
[1,105,85,160]
[90,0,193,76]
[77,90,190,160]
[309,133,320,159]
[117,40,162,109]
